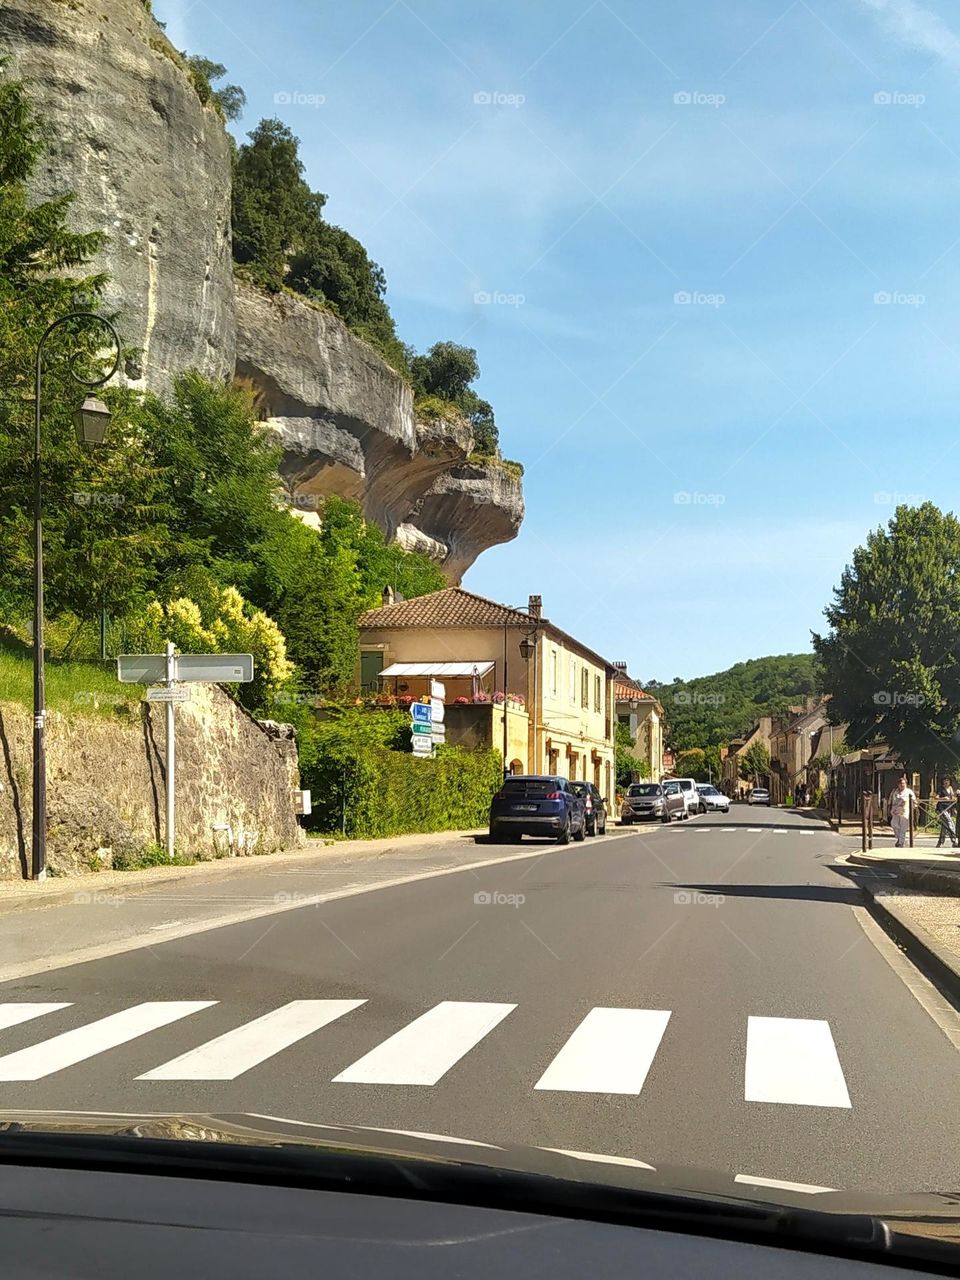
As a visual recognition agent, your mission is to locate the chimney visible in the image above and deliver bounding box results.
[527,594,542,620]
[613,661,628,674]
[382,585,395,607]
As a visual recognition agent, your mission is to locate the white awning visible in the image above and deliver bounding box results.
[380,661,494,678]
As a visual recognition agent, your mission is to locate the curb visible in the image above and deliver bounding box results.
[859,881,960,1005]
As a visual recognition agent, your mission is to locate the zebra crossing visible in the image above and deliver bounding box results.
[657,826,819,836]
[0,1000,852,1107]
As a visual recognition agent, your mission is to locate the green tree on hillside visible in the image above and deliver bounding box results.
[231,119,408,373]
[185,56,246,120]
[813,503,960,784]
[410,341,499,455]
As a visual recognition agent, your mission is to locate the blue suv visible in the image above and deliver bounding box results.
[488,775,587,844]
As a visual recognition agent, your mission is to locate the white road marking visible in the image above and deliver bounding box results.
[773,829,789,834]
[137,999,366,1080]
[333,1001,516,1085]
[545,1148,655,1170]
[368,1128,500,1148]
[722,828,736,832]
[0,1003,71,1032]
[735,1174,835,1193]
[745,1016,851,1107]
[0,1002,215,1081]
[747,828,762,833]
[535,1008,671,1095]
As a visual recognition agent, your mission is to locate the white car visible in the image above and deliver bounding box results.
[696,784,730,813]
[748,787,771,806]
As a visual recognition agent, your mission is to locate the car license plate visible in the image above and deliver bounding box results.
[513,804,538,812]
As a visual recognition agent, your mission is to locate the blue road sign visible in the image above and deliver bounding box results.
[411,702,432,724]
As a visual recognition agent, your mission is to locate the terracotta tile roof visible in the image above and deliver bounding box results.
[615,680,656,702]
[360,586,617,673]
[358,587,533,629]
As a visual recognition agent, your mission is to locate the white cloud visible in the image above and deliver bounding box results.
[856,0,960,68]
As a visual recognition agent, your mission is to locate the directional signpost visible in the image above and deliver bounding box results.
[118,645,254,859]
[430,679,446,750]
[410,698,433,757]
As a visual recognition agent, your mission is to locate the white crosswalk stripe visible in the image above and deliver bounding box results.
[138,999,366,1080]
[0,1002,215,1081]
[745,1016,851,1108]
[535,1008,671,1095]
[333,1000,516,1085]
[0,1001,853,1108]
[0,1003,71,1032]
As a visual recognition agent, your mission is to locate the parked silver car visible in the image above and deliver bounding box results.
[620,781,686,824]
[696,783,730,814]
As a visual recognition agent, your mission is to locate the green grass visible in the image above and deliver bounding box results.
[0,630,144,718]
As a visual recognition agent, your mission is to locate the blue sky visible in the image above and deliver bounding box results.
[158,0,960,680]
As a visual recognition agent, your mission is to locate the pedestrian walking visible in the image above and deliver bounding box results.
[935,777,958,850]
[888,774,917,849]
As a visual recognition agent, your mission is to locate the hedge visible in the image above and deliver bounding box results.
[305,742,502,838]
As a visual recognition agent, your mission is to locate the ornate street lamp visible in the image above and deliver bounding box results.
[32,313,122,881]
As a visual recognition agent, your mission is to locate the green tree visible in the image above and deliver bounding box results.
[0,66,167,626]
[739,741,770,785]
[185,55,246,120]
[676,747,707,780]
[231,119,408,374]
[133,373,286,598]
[615,720,648,786]
[409,341,499,455]
[813,503,960,783]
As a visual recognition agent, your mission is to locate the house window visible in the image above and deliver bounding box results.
[569,657,576,705]
[550,648,558,697]
[594,673,601,713]
[581,667,589,708]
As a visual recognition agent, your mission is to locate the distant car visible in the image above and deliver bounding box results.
[489,775,587,844]
[748,787,771,806]
[620,781,685,824]
[569,781,608,836]
[696,783,730,814]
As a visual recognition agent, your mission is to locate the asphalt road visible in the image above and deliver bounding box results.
[0,806,958,1195]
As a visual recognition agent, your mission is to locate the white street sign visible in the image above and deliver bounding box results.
[430,679,446,701]
[430,697,445,724]
[146,686,192,704]
[118,652,254,684]
[412,734,433,756]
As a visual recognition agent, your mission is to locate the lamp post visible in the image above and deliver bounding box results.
[32,313,121,881]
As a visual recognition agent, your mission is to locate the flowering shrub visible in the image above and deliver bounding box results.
[397,694,414,708]
[376,692,397,707]
[509,693,525,706]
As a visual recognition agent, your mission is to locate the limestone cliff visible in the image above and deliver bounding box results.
[0,0,523,577]
[0,0,236,387]
[235,283,523,574]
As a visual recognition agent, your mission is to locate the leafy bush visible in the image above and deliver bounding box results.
[299,706,500,836]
